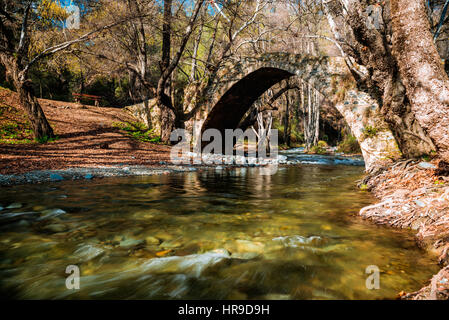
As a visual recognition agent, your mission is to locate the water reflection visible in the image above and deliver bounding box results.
[0,164,438,299]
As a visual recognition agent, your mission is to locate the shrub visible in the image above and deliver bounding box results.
[362,125,378,139]
[309,141,328,154]
[317,140,328,148]
[337,135,361,154]
[35,135,59,144]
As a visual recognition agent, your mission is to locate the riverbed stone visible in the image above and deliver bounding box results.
[272,235,324,247]
[40,208,66,219]
[74,244,105,262]
[119,238,145,249]
[6,203,22,209]
[44,224,68,233]
[160,240,183,249]
[145,236,161,245]
[50,173,64,181]
[225,240,265,256]
[141,249,230,277]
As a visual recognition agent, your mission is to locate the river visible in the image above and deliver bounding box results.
[0,153,439,299]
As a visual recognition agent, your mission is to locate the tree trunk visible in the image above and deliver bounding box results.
[283,94,290,147]
[160,107,176,143]
[391,0,449,161]
[330,0,435,158]
[157,0,204,143]
[17,80,54,140]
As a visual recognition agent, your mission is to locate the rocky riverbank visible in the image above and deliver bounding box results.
[0,165,196,186]
[359,159,449,299]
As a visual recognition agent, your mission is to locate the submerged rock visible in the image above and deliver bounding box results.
[160,240,183,249]
[145,236,161,245]
[272,235,324,247]
[6,203,22,209]
[0,211,39,223]
[119,238,145,249]
[44,224,68,233]
[224,240,265,259]
[74,244,105,262]
[39,208,66,220]
[141,249,230,277]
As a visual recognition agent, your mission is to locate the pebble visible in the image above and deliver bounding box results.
[418,162,437,170]
[50,173,64,181]
[84,174,94,180]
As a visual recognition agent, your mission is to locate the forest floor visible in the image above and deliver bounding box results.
[360,160,449,299]
[0,87,172,175]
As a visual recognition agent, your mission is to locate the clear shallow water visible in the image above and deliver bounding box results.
[0,163,438,299]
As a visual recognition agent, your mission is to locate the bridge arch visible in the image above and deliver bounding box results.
[200,53,401,171]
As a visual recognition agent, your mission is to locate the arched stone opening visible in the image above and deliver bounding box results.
[199,54,402,171]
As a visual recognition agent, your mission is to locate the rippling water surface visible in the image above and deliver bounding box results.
[0,161,439,299]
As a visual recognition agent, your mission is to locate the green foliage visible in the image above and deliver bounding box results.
[317,140,328,148]
[360,184,369,191]
[113,121,161,143]
[273,117,304,146]
[0,122,34,144]
[337,135,361,154]
[35,135,59,144]
[309,141,328,154]
[362,125,378,139]
[422,151,437,162]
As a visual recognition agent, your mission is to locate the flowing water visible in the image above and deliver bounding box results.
[0,157,439,299]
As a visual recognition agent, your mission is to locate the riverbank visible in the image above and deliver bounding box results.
[359,159,449,299]
[0,88,171,175]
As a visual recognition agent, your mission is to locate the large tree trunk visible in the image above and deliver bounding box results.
[330,0,435,158]
[1,54,54,140]
[391,0,449,161]
[17,80,54,140]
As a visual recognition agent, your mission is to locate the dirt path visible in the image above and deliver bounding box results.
[0,89,171,175]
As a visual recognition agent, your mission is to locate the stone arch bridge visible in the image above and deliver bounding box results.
[195,53,401,171]
[126,53,402,171]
